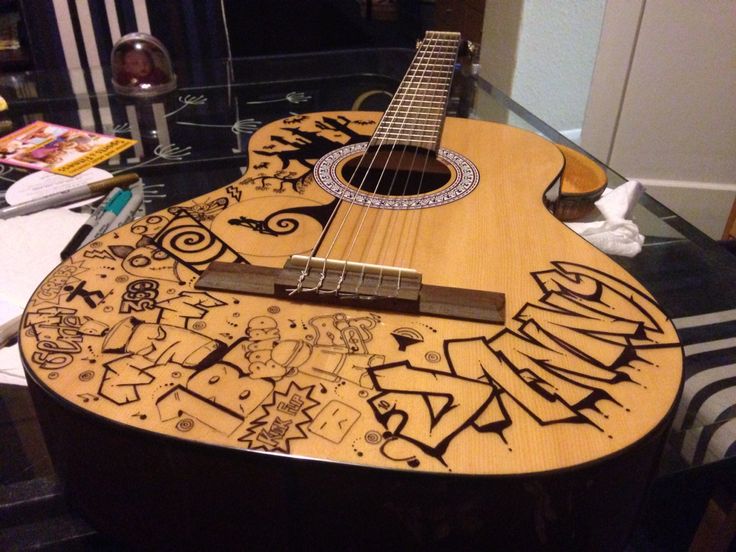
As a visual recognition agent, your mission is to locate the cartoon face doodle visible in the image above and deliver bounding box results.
[246,316,280,342]
[110,239,189,283]
[131,214,170,237]
[247,339,312,379]
[308,400,361,444]
[187,362,273,417]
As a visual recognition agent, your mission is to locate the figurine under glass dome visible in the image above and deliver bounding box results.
[111,32,177,97]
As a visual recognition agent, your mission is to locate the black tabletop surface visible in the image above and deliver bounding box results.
[1,48,734,549]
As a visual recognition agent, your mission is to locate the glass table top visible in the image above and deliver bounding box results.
[0,49,734,547]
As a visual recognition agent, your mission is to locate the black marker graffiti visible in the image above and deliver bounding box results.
[228,196,339,237]
[239,381,318,453]
[120,279,159,314]
[365,261,678,465]
[154,211,249,273]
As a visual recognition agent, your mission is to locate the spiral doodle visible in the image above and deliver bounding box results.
[176,418,195,432]
[154,212,247,274]
[228,211,300,237]
[425,351,442,363]
[159,223,217,255]
[79,370,95,382]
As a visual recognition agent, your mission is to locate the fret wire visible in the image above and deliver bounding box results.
[375,122,442,129]
[374,130,442,137]
[385,111,445,117]
[374,133,441,139]
[387,100,447,105]
[400,77,452,83]
[310,30,459,290]
[396,83,452,88]
[372,138,437,145]
[381,121,442,127]
[371,31,460,149]
[391,99,447,106]
[397,83,452,90]
[377,128,442,134]
[384,113,444,118]
[377,129,442,136]
[375,124,442,131]
[377,121,443,129]
[386,103,446,109]
[378,117,443,123]
[395,90,450,96]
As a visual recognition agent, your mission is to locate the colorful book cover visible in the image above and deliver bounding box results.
[0,121,135,176]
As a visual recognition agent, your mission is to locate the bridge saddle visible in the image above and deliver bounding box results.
[196,256,505,324]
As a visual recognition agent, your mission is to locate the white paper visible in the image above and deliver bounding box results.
[5,167,112,208]
[0,207,89,385]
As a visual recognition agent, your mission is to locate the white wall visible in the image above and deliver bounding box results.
[479,0,736,239]
[583,0,736,239]
[479,0,606,136]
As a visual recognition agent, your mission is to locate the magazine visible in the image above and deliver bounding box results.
[0,121,135,176]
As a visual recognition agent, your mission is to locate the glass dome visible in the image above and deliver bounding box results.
[111,32,177,97]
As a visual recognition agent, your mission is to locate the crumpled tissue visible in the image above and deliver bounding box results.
[566,180,645,258]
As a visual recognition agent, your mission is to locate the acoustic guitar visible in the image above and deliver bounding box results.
[21,32,682,550]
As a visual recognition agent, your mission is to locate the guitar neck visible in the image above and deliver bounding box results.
[370,31,461,152]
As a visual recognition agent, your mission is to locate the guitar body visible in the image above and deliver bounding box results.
[21,112,682,550]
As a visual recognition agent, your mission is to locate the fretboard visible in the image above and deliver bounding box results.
[370,31,461,152]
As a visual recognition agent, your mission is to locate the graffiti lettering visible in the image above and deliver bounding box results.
[25,306,85,370]
[367,262,679,463]
[257,416,292,447]
[240,382,319,453]
[35,261,86,304]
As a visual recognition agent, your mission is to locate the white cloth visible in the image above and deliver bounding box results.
[566,180,645,258]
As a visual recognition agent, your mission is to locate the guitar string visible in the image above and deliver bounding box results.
[323,35,444,288]
[286,108,398,294]
[383,39,456,273]
[371,37,457,285]
[349,33,458,287]
[372,34,458,279]
[289,32,440,295]
[287,36,438,295]
[336,33,451,295]
[328,32,458,295]
[288,32,458,296]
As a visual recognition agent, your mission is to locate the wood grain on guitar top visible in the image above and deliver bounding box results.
[19,112,682,475]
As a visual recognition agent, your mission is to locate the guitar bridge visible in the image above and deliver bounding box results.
[195,256,505,324]
[281,255,421,304]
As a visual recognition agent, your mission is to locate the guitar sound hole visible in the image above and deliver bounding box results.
[340,146,451,197]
